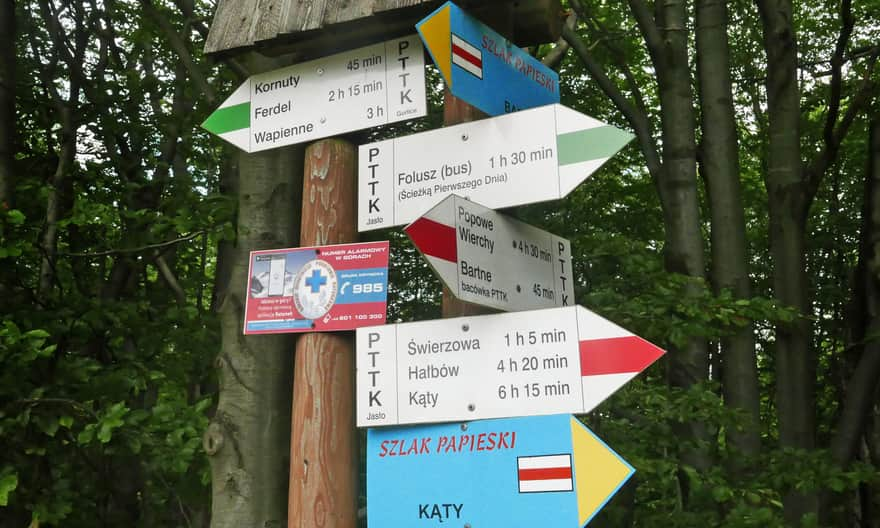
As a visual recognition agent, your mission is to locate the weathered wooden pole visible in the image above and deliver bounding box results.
[288,139,359,527]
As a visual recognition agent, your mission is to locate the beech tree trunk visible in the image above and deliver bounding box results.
[755,0,818,522]
[630,0,712,477]
[207,54,304,526]
[566,0,713,490]
[695,0,761,458]
[833,120,880,468]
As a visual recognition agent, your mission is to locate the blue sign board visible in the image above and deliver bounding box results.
[417,2,561,116]
[366,414,634,527]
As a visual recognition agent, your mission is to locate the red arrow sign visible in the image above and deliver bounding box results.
[405,215,457,262]
[579,336,666,376]
[405,195,574,312]
[356,305,665,427]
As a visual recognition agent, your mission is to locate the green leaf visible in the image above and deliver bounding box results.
[77,426,95,445]
[38,344,57,358]
[23,329,50,339]
[5,209,25,225]
[39,417,60,437]
[97,423,114,443]
[59,415,74,428]
[96,402,129,443]
[828,477,845,492]
[0,471,18,506]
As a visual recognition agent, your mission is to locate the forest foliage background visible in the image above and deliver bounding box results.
[0,0,878,527]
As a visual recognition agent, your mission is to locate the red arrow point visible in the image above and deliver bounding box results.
[579,336,665,376]
[404,217,457,263]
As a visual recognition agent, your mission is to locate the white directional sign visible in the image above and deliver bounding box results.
[358,103,633,231]
[202,35,427,153]
[356,305,665,427]
[405,195,574,312]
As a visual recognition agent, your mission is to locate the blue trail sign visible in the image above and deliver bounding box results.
[366,414,634,527]
[417,1,560,116]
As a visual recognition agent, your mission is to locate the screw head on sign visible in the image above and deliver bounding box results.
[465,524,472,528]
[460,423,468,431]
[461,133,469,141]
[320,116,327,124]
[467,403,475,412]
[516,285,521,293]
[317,67,324,75]
[462,324,469,332]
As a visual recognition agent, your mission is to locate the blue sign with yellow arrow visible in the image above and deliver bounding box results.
[417,1,561,116]
[366,414,633,527]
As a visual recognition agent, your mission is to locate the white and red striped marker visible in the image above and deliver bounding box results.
[451,34,482,78]
[356,305,664,427]
[518,454,573,492]
[405,195,574,312]
[416,1,559,117]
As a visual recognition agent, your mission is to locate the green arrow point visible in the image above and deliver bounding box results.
[557,125,634,166]
[202,102,251,135]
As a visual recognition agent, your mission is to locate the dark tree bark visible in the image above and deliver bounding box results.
[565,0,712,499]
[755,0,819,520]
[833,120,880,476]
[695,0,761,458]
[755,0,876,521]
[0,0,14,209]
[33,0,88,296]
[628,0,711,477]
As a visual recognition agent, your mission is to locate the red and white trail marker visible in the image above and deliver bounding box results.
[405,195,574,312]
[518,454,573,493]
[451,34,483,78]
[356,305,665,427]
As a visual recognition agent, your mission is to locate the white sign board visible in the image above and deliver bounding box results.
[203,35,427,152]
[356,305,665,427]
[358,103,633,231]
[405,195,574,312]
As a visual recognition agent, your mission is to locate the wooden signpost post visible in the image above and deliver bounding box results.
[289,139,360,527]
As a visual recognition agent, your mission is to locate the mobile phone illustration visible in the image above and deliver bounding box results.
[268,255,286,296]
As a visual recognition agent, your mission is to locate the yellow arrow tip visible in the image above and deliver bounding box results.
[417,4,452,86]
[571,416,634,526]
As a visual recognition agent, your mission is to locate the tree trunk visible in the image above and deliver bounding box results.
[755,0,817,521]
[695,0,761,458]
[832,120,880,467]
[571,0,713,489]
[634,0,712,476]
[207,56,304,524]
[0,0,13,209]
[37,105,75,296]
